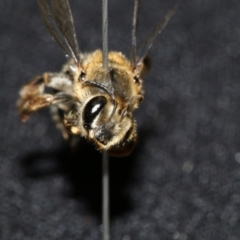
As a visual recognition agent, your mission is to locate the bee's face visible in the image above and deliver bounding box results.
[82,95,135,150]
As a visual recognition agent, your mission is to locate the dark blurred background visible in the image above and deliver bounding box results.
[1,0,240,239]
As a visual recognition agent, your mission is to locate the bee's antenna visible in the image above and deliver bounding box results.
[102,0,110,239]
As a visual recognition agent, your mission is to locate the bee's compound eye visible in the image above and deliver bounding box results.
[83,96,107,129]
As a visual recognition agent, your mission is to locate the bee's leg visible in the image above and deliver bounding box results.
[17,73,72,121]
[17,75,53,121]
[50,105,70,139]
[50,97,82,140]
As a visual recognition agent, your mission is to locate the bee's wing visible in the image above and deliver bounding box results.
[38,0,80,64]
[135,4,177,69]
[131,0,141,68]
[50,0,80,60]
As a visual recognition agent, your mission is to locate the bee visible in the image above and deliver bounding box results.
[17,0,177,156]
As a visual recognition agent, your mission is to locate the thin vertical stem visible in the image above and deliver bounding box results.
[102,151,109,240]
[102,0,108,70]
[102,0,109,238]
